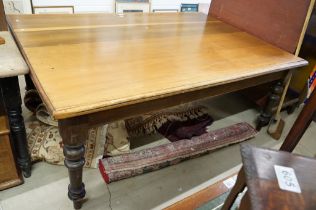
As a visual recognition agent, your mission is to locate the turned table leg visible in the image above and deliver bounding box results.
[256,82,283,131]
[0,76,32,177]
[59,118,88,209]
[24,74,36,91]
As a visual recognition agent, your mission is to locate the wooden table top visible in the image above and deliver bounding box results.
[7,13,307,120]
[241,145,316,210]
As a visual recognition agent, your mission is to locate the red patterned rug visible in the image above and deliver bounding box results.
[99,122,257,183]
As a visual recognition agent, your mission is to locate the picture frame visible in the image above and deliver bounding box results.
[33,6,74,14]
[152,9,178,13]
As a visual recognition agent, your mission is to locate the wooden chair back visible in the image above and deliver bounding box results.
[209,0,314,54]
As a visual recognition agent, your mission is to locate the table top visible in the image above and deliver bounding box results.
[241,145,316,210]
[0,31,28,78]
[7,13,307,120]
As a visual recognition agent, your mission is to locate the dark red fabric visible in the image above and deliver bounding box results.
[158,114,213,141]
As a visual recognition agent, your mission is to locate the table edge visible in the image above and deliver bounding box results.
[51,59,307,120]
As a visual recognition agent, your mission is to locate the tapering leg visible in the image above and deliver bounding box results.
[24,74,36,91]
[239,192,251,210]
[280,89,316,152]
[59,118,88,209]
[222,168,246,210]
[0,76,32,178]
[256,82,283,131]
[23,75,42,113]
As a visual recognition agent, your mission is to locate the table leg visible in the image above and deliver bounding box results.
[222,168,246,210]
[256,82,283,131]
[239,192,251,210]
[59,119,88,209]
[280,89,316,152]
[23,75,43,113]
[24,74,36,91]
[0,76,32,178]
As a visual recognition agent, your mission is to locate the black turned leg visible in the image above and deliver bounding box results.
[256,82,283,131]
[0,76,32,178]
[23,75,42,113]
[59,118,88,209]
[24,74,36,91]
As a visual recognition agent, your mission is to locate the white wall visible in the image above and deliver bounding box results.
[32,0,115,13]
[6,0,212,14]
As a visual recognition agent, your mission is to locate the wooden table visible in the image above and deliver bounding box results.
[7,13,307,209]
[0,31,31,178]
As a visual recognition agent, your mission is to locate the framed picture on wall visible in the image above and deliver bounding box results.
[152,9,178,13]
[180,4,199,12]
[33,6,74,14]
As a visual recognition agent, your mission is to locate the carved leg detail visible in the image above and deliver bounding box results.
[59,119,88,209]
[1,76,32,177]
[256,82,283,131]
[64,145,86,209]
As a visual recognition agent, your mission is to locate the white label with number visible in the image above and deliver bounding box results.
[223,175,237,189]
[274,165,301,193]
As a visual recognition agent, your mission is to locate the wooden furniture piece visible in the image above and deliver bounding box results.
[223,144,316,210]
[0,0,31,177]
[0,0,6,31]
[291,4,316,101]
[0,93,23,190]
[223,89,316,209]
[164,174,237,210]
[7,13,307,209]
[209,0,315,131]
[280,89,316,152]
[168,89,316,210]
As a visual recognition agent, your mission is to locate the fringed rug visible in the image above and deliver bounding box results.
[125,104,210,138]
[26,120,107,168]
[99,122,257,183]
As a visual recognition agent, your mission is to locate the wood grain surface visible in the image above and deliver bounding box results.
[165,174,236,210]
[210,0,312,54]
[7,13,307,119]
[0,104,23,190]
[241,145,316,210]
